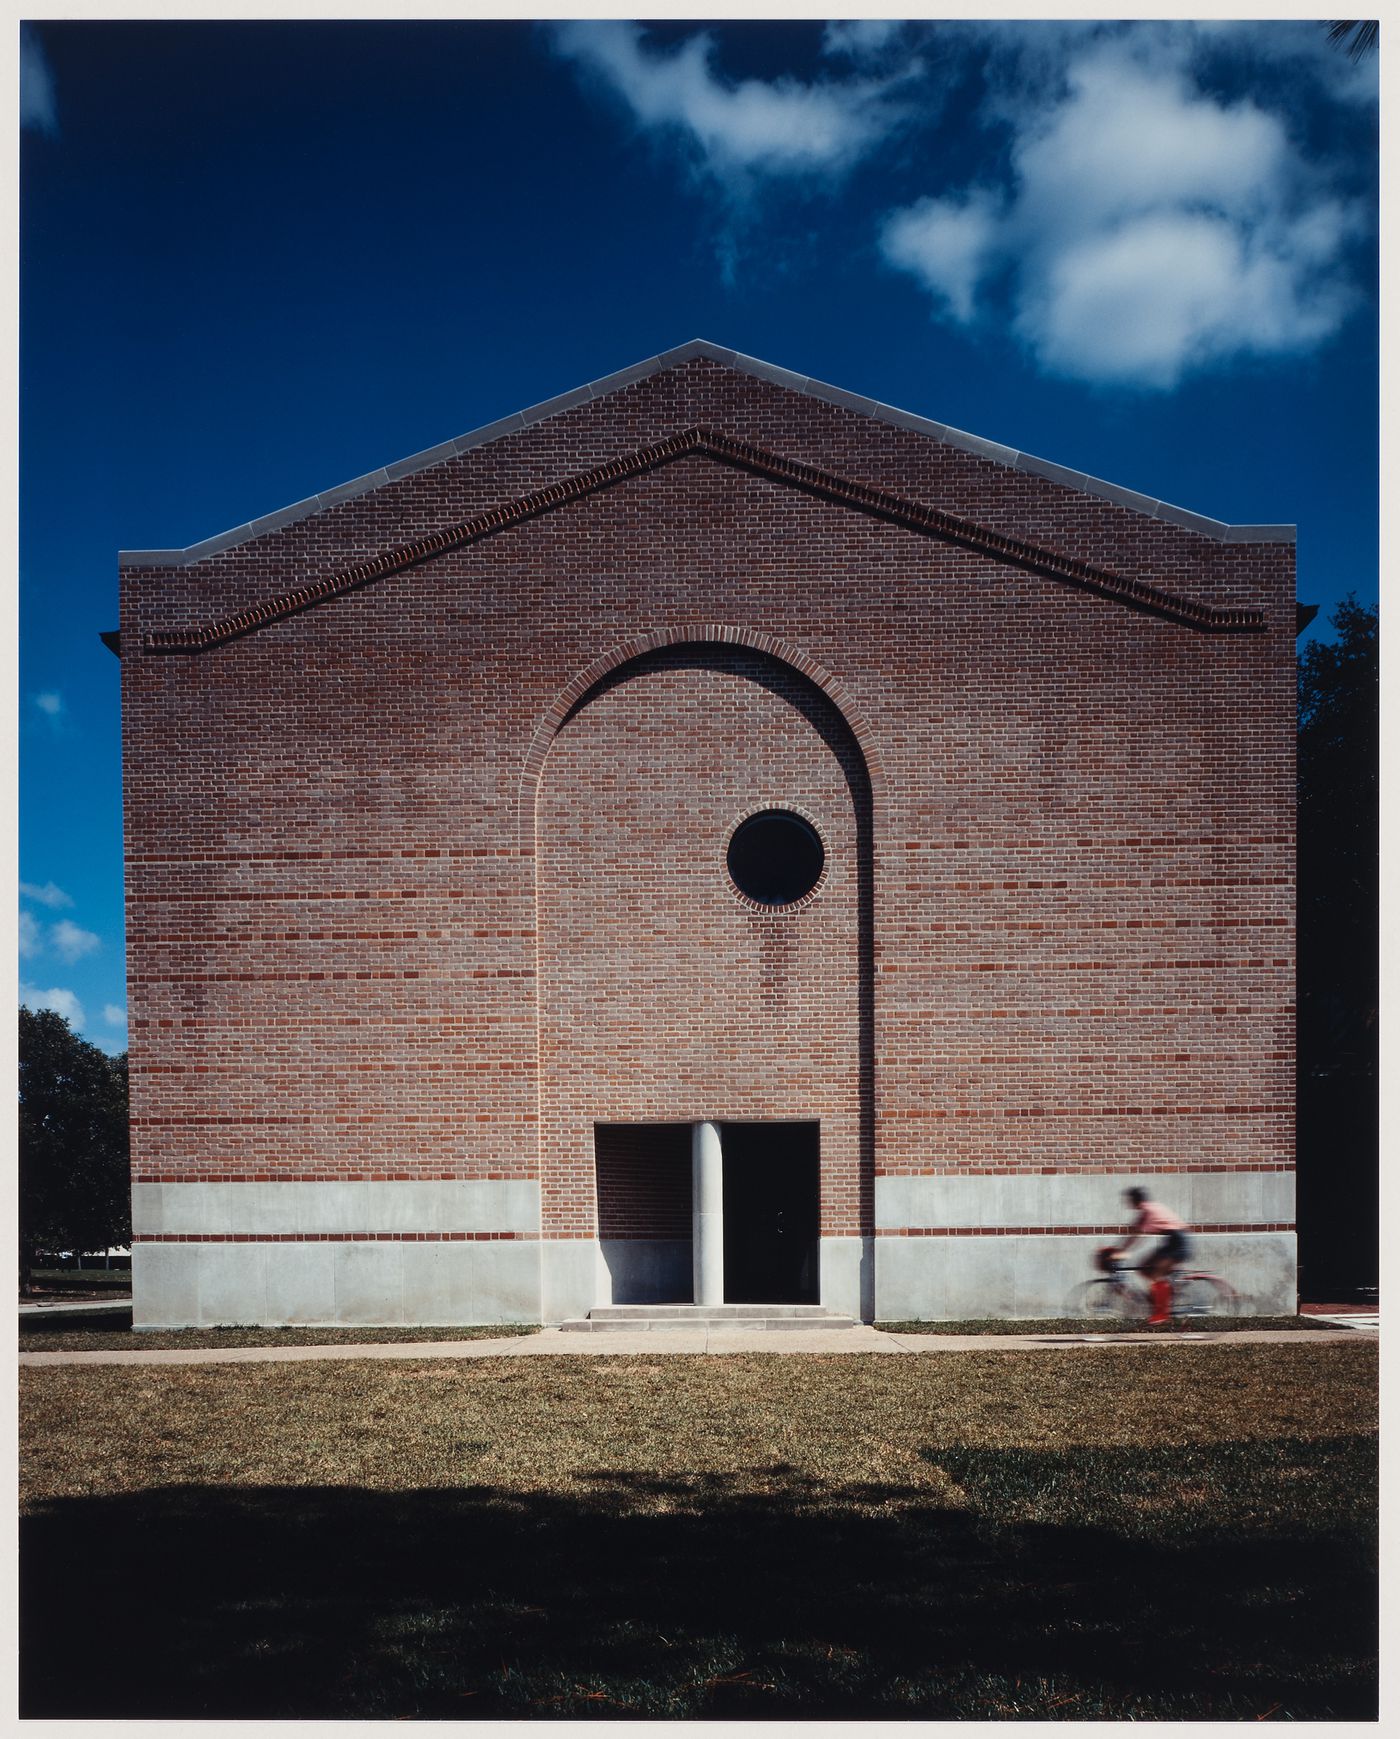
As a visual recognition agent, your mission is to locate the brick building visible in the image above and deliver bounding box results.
[112,341,1298,1327]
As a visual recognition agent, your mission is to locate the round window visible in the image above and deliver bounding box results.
[727,810,825,907]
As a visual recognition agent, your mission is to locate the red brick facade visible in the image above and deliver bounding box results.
[118,346,1296,1324]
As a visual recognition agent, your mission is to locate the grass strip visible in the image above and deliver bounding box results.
[879,1315,1336,1335]
[20,1343,1376,1721]
[23,1314,1334,1355]
[19,1316,539,1353]
[22,1267,133,1295]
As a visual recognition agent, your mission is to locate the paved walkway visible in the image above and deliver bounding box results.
[18,1321,1372,1368]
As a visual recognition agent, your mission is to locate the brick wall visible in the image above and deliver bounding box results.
[537,643,869,1240]
[119,354,1295,1309]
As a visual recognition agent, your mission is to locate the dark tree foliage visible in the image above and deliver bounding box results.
[18,1008,131,1293]
[1295,597,1378,1294]
[1325,20,1380,61]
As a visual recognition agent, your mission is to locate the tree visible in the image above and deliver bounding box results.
[1325,21,1380,61]
[18,1008,131,1293]
[1295,596,1378,1294]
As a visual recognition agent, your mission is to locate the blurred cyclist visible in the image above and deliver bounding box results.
[1110,1186,1192,1325]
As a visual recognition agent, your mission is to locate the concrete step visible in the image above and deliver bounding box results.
[589,1303,839,1320]
[559,1305,859,1333]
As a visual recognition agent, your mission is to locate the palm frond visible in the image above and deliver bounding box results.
[1326,20,1379,61]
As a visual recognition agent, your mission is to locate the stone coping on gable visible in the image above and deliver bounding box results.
[117,340,1296,569]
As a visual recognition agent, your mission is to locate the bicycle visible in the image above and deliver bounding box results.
[1066,1249,1240,1324]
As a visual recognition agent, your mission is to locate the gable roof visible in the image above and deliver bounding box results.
[135,424,1270,656]
[118,338,1294,570]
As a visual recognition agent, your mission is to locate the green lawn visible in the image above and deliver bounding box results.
[20,1344,1376,1720]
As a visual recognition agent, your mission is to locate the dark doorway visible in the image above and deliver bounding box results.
[593,1123,693,1305]
[721,1122,820,1304]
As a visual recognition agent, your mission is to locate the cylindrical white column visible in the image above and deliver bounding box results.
[692,1120,724,1306]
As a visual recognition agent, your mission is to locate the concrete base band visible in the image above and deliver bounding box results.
[132,1179,540,1238]
[133,1229,1293,1328]
[131,1178,545,1329]
[133,1238,542,1330]
[874,1232,1297,1321]
[875,1170,1295,1231]
[871,1175,1296,1319]
[128,1178,1296,1327]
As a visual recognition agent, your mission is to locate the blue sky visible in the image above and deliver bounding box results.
[18,18,1379,1055]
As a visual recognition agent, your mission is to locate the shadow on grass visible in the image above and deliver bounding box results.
[19,1307,134,1335]
[21,1437,1376,1721]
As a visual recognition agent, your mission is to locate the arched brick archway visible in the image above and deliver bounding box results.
[527,634,877,1321]
[518,625,883,851]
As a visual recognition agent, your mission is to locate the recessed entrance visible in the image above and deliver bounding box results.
[721,1121,820,1304]
[594,1122,693,1305]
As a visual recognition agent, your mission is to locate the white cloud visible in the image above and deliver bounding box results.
[881,191,1004,323]
[20,25,58,137]
[18,912,42,959]
[20,984,86,1029]
[966,20,1377,119]
[1019,214,1280,388]
[1010,50,1287,235]
[551,21,912,187]
[103,1004,128,1028]
[822,21,904,64]
[51,919,101,963]
[1020,204,1358,387]
[35,691,64,719]
[881,33,1366,389]
[20,880,74,908]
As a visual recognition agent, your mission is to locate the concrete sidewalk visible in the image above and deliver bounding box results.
[18,1322,1371,1368]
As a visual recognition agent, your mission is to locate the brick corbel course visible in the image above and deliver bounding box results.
[139,428,1268,656]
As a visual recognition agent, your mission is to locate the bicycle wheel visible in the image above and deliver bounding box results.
[1173,1273,1239,1319]
[1067,1279,1148,1323]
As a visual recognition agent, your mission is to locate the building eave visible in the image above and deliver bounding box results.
[117,339,1297,570]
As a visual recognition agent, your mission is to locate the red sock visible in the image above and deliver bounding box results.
[1148,1279,1172,1323]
